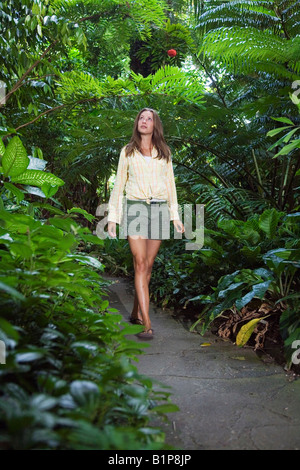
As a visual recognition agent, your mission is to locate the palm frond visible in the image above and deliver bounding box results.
[196,0,282,33]
[56,65,206,107]
[199,27,300,79]
[196,185,271,221]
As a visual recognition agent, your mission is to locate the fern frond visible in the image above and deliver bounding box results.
[52,0,168,38]
[149,65,205,106]
[56,66,206,108]
[196,0,282,33]
[199,27,300,79]
[197,186,270,221]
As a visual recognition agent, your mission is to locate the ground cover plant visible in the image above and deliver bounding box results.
[1,0,299,449]
[0,135,177,449]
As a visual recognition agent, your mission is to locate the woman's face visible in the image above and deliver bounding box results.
[137,110,154,136]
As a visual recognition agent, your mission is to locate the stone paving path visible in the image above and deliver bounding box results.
[105,275,300,450]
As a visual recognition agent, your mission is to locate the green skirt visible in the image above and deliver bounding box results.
[122,200,170,240]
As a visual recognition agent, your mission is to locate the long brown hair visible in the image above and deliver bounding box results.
[125,108,171,162]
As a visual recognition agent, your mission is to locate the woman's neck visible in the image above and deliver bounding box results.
[140,136,153,155]
[140,135,152,148]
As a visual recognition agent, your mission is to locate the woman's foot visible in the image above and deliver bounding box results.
[137,328,154,340]
[129,310,143,325]
[129,315,143,325]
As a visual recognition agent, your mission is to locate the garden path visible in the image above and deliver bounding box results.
[105,274,300,450]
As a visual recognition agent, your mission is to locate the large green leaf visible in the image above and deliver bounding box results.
[2,136,29,178]
[66,254,104,270]
[258,209,282,238]
[70,380,100,408]
[235,281,272,310]
[274,139,300,157]
[0,139,5,157]
[11,170,64,188]
[3,182,25,202]
[0,281,25,301]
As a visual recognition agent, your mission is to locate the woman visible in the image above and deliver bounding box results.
[107,108,184,339]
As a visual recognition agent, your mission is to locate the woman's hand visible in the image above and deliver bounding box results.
[108,221,117,238]
[173,219,185,234]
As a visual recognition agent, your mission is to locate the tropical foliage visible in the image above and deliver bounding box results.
[0,133,178,449]
[0,0,300,450]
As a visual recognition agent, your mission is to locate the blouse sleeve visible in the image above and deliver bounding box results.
[107,148,129,224]
[166,157,180,221]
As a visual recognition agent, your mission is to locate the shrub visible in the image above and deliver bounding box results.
[0,136,177,449]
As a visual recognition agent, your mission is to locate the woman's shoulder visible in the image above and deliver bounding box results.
[121,144,140,158]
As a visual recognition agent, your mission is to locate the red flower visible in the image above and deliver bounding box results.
[167,49,177,57]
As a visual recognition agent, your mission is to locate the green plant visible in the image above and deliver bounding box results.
[197,0,300,80]
[186,208,299,366]
[0,136,177,449]
[0,135,64,200]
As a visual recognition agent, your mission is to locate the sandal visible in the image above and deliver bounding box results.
[137,329,154,340]
[129,315,143,326]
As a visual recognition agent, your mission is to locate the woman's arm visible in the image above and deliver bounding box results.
[166,157,180,221]
[166,158,185,233]
[107,148,129,225]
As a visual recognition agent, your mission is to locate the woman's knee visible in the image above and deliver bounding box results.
[134,257,149,273]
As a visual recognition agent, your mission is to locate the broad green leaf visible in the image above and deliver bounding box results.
[31,3,40,14]
[282,128,299,143]
[31,224,64,241]
[11,170,64,188]
[0,318,20,341]
[253,268,274,280]
[30,202,65,216]
[2,136,29,178]
[70,380,100,407]
[41,183,60,198]
[23,185,47,198]
[258,209,282,238]
[0,138,5,157]
[3,182,25,202]
[9,241,33,259]
[266,126,291,137]
[30,394,58,411]
[48,217,74,232]
[0,211,39,232]
[274,139,300,157]
[79,233,104,245]
[235,281,272,309]
[264,248,300,268]
[66,254,104,270]
[0,281,25,300]
[271,117,295,125]
[218,281,244,299]
[150,404,179,413]
[240,245,261,261]
[68,207,95,222]
[121,324,144,335]
[16,351,44,362]
[268,132,291,151]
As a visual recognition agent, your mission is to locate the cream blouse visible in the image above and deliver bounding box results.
[107,146,180,224]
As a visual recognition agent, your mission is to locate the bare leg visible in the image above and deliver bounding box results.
[128,237,162,330]
[131,238,162,322]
